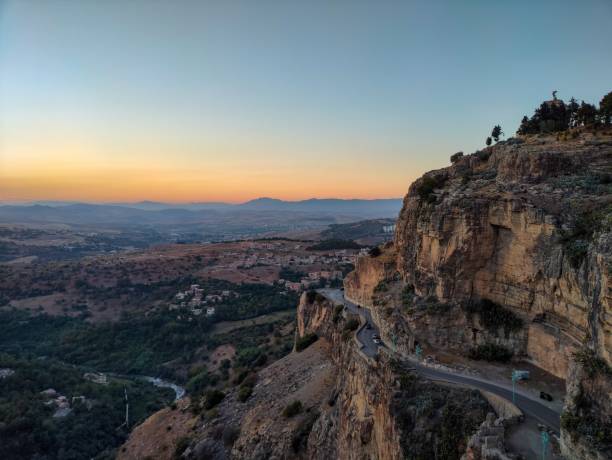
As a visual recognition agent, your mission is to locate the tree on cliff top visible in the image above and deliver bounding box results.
[600,91,612,124]
[491,125,504,142]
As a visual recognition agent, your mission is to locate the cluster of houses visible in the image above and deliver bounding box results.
[170,284,237,316]
[40,388,91,418]
[279,269,344,292]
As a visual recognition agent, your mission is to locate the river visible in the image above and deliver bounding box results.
[143,376,186,401]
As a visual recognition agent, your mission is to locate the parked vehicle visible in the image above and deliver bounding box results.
[539,391,553,401]
[373,338,382,345]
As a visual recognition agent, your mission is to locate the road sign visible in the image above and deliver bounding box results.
[541,430,549,459]
[511,370,522,404]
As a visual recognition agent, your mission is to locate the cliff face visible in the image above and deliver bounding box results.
[346,130,612,458]
[393,134,611,375]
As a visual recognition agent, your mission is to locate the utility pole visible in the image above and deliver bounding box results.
[124,387,129,428]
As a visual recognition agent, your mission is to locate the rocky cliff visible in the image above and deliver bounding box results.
[345,129,612,458]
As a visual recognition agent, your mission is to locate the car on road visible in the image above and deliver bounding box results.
[539,391,553,401]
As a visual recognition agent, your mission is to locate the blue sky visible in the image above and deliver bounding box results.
[1,0,611,202]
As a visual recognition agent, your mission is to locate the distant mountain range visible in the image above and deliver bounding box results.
[0,198,402,226]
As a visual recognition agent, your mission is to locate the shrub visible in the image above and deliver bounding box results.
[343,317,360,332]
[573,348,611,377]
[373,281,388,293]
[282,400,303,418]
[416,175,447,203]
[401,285,414,308]
[295,333,318,352]
[173,437,191,459]
[450,151,463,163]
[368,246,382,257]
[203,390,225,410]
[468,344,513,362]
[305,290,325,304]
[238,385,253,402]
[332,305,343,324]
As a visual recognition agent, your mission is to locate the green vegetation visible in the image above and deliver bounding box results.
[295,333,318,352]
[517,91,612,135]
[321,219,396,241]
[392,366,489,460]
[279,267,305,282]
[368,246,382,257]
[306,239,362,250]
[401,285,415,308]
[343,317,360,332]
[491,125,504,142]
[305,289,325,304]
[0,353,173,460]
[562,379,611,449]
[468,343,513,362]
[450,151,463,163]
[373,280,388,293]
[282,400,303,418]
[332,304,344,323]
[203,389,225,410]
[464,299,523,335]
[415,175,447,203]
[0,280,297,381]
[560,205,612,268]
[573,348,611,378]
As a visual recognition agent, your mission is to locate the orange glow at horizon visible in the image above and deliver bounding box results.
[0,138,417,203]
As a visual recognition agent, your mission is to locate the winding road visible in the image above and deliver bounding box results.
[317,288,562,434]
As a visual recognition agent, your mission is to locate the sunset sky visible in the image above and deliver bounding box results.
[1,0,611,203]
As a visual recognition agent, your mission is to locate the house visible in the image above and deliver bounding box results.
[286,281,302,292]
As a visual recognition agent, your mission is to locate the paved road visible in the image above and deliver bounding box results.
[317,288,561,434]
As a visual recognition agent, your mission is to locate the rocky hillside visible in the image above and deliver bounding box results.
[345,128,612,459]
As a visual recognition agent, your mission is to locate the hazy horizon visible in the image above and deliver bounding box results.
[2,0,611,203]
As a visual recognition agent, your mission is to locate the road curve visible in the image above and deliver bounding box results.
[316,288,561,434]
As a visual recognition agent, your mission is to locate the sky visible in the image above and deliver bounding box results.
[1,0,611,203]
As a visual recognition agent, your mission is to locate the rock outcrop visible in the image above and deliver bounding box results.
[346,129,612,458]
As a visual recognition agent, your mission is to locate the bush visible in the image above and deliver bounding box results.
[306,239,362,251]
[173,437,191,459]
[373,281,388,293]
[343,317,360,332]
[282,400,303,418]
[368,246,382,257]
[450,151,463,163]
[416,175,447,203]
[305,290,325,304]
[238,385,253,402]
[203,390,225,410]
[573,348,611,377]
[468,344,513,362]
[401,285,414,308]
[332,305,344,324]
[295,333,318,352]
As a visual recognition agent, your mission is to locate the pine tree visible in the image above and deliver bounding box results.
[485,137,492,147]
[491,125,504,142]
